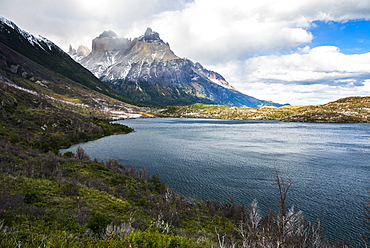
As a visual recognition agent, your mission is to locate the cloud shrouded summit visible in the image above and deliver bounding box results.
[98,30,119,39]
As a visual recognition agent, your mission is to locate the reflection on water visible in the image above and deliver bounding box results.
[61,118,370,243]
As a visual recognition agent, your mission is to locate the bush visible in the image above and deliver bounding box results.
[24,191,41,204]
[63,151,74,158]
[87,211,112,237]
[123,229,195,248]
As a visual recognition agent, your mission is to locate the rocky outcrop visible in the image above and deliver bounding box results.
[138,27,164,42]
[91,30,132,54]
[76,45,90,57]
[69,45,76,56]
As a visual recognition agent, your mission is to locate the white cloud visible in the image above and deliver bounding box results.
[241,81,370,106]
[244,46,370,82]
[0,0,189,50]
[129,0,370,65]
[136,0,314,64]
[209,46,370,105]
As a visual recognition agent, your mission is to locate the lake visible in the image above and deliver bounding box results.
[61,118,370,243]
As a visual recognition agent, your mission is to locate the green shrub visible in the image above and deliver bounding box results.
[63,151,74,158]
[24,191,41,204]
[87,211,112,237]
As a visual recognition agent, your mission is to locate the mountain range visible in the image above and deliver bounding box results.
[69,28,285,108]
[1,13,284,108]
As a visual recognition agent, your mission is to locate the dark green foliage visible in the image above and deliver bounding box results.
[0,83,133,153]
[112,78,215,106]
[63,151,75,158]
[61,182,79,196]
[24,191,41,204]
[92,117,134,135]
[149,174,166,194]
[87,211,112,236]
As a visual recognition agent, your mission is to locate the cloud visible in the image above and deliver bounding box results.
[245,46,370,83]
[2,0,369,63]
[132,0,370,65]
[137,0,313,64]
[211,46,370,105]
[0,0,189,50]
[1,0,370,105]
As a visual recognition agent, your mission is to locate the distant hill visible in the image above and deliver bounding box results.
[153,96,370,123]
[281,96,370,122]
[70,28,285,108]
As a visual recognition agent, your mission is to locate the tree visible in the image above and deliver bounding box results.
[87,212,111,238]
[275,171,293,218]
[75,146,90,161]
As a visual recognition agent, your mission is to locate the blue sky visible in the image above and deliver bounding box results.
[1,0,370,105]
[310,20,370,54]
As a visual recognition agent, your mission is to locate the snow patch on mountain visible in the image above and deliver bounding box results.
[0,16,60,52]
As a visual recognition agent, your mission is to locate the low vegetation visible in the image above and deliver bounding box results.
[3,140,368,247]
[153,97,370,123]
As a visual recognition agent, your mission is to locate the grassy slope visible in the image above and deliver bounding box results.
[0,81,133,153]
[153,97,370,123]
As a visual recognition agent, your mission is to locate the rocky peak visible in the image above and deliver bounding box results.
[76,45,90,57]
[138,27,164,43]
[68,45,76,56]
[98,30,118,39]
[92,30,131,53]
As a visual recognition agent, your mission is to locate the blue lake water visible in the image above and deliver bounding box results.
[61,118,370,243]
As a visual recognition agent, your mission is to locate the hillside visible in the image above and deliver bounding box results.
[0,17,140,107]
[153,97,370,123]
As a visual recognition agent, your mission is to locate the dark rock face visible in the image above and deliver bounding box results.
[72,28,285,107]
[138,27,163,42]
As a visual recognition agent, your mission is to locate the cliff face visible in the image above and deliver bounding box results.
[71,28,285,107]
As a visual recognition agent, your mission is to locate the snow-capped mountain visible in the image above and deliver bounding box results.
[0,16,129,101]
[0,16,62,53]
[70,28,284,107]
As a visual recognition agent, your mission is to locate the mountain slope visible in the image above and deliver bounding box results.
[0,17,137,105]
[0,16,145,151]
[71,28,285,108]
